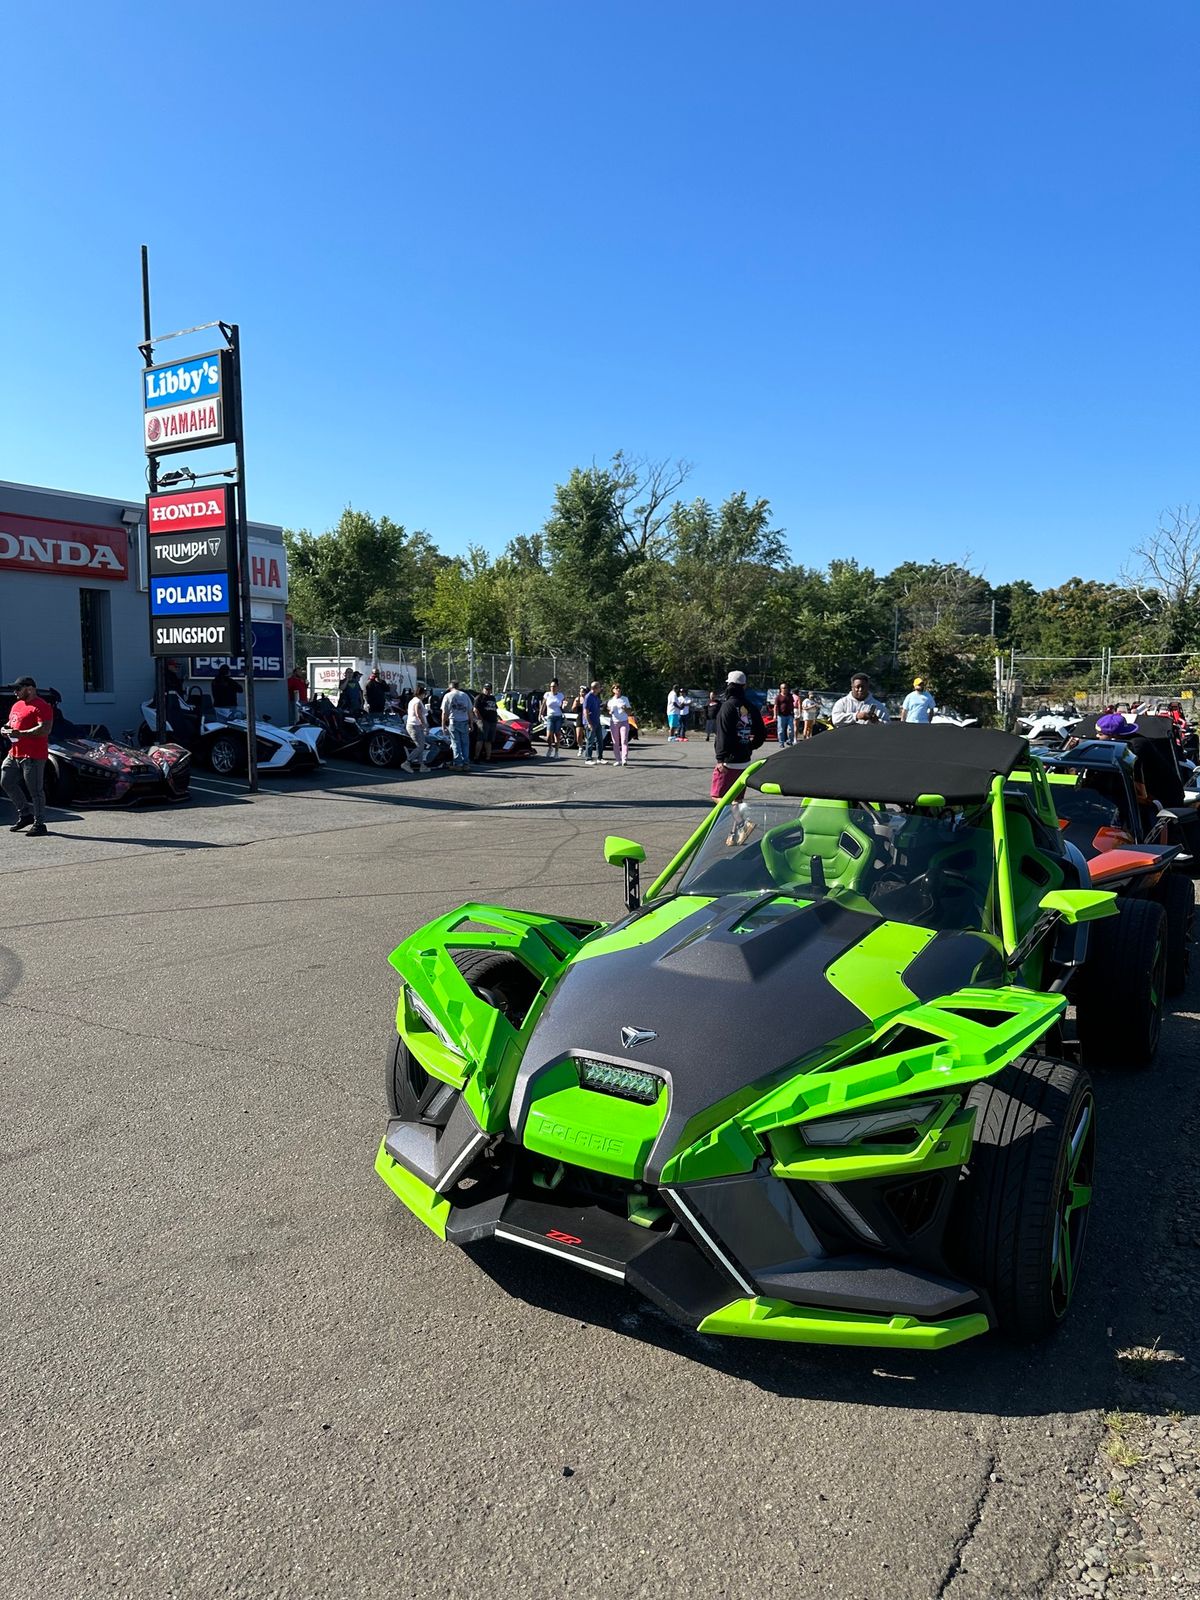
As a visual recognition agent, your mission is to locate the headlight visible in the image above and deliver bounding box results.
[406,987,464,1057]
[799,1097,946,1148]
[576,1056,662,1105]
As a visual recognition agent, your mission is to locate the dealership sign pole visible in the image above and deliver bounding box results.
[138,249,259,790]
[140,247,167,744]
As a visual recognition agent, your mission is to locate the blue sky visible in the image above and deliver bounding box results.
[3,1,1196,586]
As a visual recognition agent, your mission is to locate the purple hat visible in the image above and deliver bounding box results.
[1097,713,1138,738]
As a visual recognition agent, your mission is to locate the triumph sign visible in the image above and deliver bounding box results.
[142,350,230,455]
[146,485,238,657]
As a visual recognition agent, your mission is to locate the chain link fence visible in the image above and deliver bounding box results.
[294,632,589,698]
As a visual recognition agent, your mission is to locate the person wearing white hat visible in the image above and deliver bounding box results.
[712,671,765,842]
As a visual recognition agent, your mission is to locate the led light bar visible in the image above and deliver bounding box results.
[577,1057,662,1105]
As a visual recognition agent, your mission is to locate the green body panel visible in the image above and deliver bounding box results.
[374,1138,450,1238]
[522,1059,668,1179]
[1039,887,1118,924]
[389,902,596,1132]
[824,921,936,1021]
[990,774,1021,954]
[767,1101,975,1183]
[698,1297,990,1349]
[660,984,1065,1184]
[574,896,713,961]
[603,835,647,865]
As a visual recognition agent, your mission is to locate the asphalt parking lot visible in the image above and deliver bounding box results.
[2,736,1198,1600]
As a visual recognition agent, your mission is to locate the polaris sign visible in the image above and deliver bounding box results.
[150,574,231,615]
[191,620,285,680]
[142,350,230,455]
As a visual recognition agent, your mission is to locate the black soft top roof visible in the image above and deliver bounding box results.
[1074,712,1174,743]
[747,723,1028,804]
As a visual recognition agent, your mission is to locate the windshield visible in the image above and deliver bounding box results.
[679,795,997,934]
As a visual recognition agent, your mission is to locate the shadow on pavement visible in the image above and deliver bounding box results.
[461,1002,1200,1420]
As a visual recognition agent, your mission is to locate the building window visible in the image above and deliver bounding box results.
[80,589,113,693]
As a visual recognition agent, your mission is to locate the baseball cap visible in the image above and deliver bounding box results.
[913,677,925,688]
[1097,713,1138,738]
[726,670,747,685]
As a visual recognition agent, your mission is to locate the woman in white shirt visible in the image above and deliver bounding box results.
[541,679,566,759]
[608,684,633,767]
[405,684,429,772]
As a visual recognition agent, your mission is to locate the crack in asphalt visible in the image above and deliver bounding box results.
[936,1451,998,1597]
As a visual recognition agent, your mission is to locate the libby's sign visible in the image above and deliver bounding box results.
[0,514,129,580]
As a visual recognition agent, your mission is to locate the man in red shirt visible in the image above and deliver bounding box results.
[3,676,54,837]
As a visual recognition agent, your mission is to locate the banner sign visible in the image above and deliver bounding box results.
[152,618,235,654]
[150,573,231,616]
[142,350,231,455]
[148,531,230,578]
[146,484,240,657]
[248,538,288,601]
[143,351,223,409]
[191,620,285,680]
[0,513,128,580]
[147,485,229,530]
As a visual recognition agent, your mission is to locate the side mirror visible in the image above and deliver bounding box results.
[1038,888,1118,925]
[604,836,646,912]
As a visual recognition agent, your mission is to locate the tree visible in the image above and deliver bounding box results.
[532,465,631,670]
[905,622,995,714]
[417,545,508,647]
[285,508,447,639]
[629,493,785,684]
[1123,506,1200,653]
[609,451,693,562]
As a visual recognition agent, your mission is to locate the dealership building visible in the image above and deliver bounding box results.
[0,478,289,738]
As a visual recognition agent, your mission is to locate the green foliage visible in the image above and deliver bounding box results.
[285,508,446,638]
[905,623,996,712]
[284,459,1195,716]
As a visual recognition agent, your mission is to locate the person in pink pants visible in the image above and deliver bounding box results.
[607,684,632,766]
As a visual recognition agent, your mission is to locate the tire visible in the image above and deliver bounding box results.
[137,721,153,749]
[206,733,244,776]
[1159,873,1194,996]
[366,731,401,768]
[385,949,539,1121]
[953,1054,1095,1341]
[1075,897,1166,1069]
[44,758,74,805]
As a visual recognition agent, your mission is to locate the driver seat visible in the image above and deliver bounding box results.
[762,799,874,895]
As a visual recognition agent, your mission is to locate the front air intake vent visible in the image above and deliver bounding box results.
[576,1057,662,1105]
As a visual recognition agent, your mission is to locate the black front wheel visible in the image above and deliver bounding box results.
[386,949,539,1123]
[1159,872,1194,996]
[954,1054,1095,1341]
[1075,898,1166,1069]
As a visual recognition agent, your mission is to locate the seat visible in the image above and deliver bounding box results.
[760,799,875,895]
[1003,797,1067,937]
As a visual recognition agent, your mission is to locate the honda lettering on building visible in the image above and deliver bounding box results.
[0,514,129,580]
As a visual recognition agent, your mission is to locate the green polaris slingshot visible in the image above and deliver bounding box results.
[376,725,1159,1350]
